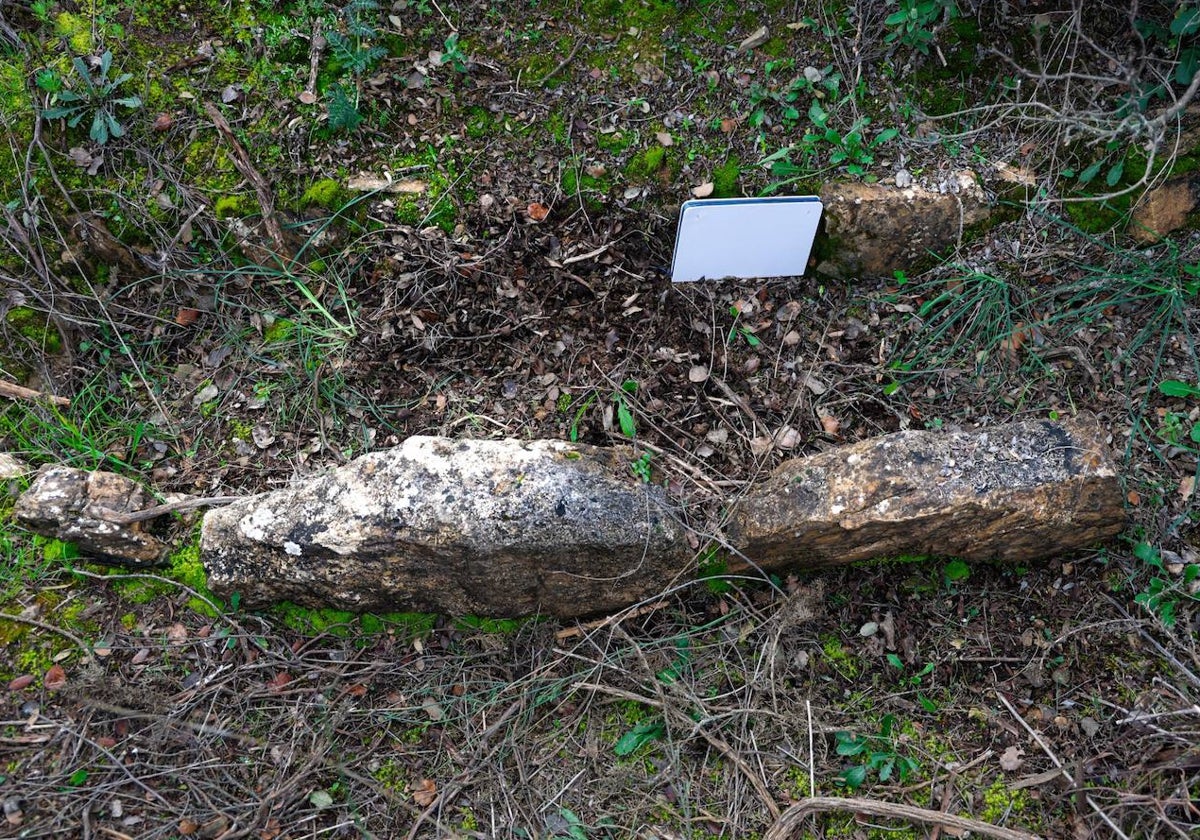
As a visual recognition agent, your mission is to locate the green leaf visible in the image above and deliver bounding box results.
[1134,540,1162,569]
[886,653,903,669]
[614,718,664,755]
[1105,158,1125,187]
[808,99,828,127]
[90,110,108,144]
[309,789,334,808]
[882,381,901,396]
[835,733,866,756]
[1158,379,1200,398]
[839,765,868,789]
[1077,160,1103,185]
[617,398,636,438]
[884,10,909,25]
[918,693,938,713]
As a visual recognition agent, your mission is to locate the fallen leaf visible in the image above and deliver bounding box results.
[774,426,801,449]
[266,671,292,693]
[8,674,34,691]
[1127,490,1141,506]
[168,622,188,643]
[308,790,333,809]
[44,664,67,691]
[1180,475,1195,502]
[999,745,1024,771]
[422,699,445,721]
[688,365,709,383]
[220,85,240,103]
[411,779,437,807]
[526,202,550,222]
[819,413,841,436]
[655,130,673,147]
[719,117,738,133]
[175,308,199,326]
[178,818,199,835]
[691,181,714,198]
[151,113,173,131]
[298,90,317,105]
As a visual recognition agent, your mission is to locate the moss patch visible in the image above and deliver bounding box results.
[6,307,63,354]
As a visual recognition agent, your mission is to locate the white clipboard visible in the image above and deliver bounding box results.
[670,196,823,282]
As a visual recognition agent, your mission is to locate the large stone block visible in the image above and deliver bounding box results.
[726,416,1123,570]
[818,171,991,278]
[14,466,165,564]
[201,437,689,617]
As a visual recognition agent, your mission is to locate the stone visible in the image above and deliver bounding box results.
[818,171,991,278]
[14,466,166,564]
[0,453,31,480]
[201,436,689,617]
[726,416,1123,570]
[1129,175,1198,244]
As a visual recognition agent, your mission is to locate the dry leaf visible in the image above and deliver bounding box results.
[774,426,801,449]
[151,113,174,132]
[719,117,738,133]
[411,778,437,807]
[688,365,709,383]
[298,90,317,105]
[526,202,550,222]
[655,130,673,147]
[266,672,292,693]
[178,818,200,836]
[44,664,67,690]
[999,745,1024,771]
[1179,475,1195,502]
[819,413,840,436]
[1127,490,1141,506]
[8,674,34,691]
[737,25,770,53]
[691,182,714,198]
[175,308,200,326]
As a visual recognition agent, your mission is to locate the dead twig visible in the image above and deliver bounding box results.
[0,378,71,407]
[84,495,243,525]
[203,102,290,259]
[762,796,1042,840]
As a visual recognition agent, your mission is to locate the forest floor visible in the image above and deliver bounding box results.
[1,1,1198,838]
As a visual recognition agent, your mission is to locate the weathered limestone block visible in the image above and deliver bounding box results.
[1130,175,1198,244]
[202,437,689,617]
[818,171,991,278]
[14,466,165,564]
[726,416,1123,570]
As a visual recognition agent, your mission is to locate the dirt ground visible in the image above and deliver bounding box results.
[1,1,1198,838]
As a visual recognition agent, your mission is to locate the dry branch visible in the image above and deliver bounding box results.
[762,796,1042,840]
[0,379,70,406]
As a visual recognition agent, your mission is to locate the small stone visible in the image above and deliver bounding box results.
[688,365,710,383]
[737,26,770,53]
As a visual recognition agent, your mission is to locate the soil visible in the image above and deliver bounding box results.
[0,2,1198,838]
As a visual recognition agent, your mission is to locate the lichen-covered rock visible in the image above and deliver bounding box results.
[818,171,991,278]
[726,416,1123,569]
[201,436,688,617]
[14,466,165,564]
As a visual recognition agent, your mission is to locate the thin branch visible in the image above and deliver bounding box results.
[762,796,1042,840]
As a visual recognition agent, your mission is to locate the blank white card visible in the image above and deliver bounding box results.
[670,196,823,283]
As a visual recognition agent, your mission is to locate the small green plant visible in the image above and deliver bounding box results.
[614,379,638,438]
[324,0,388,132]
[41,51,142,145]
[884,0,959,55]
[629,451,652,483]
[1133,540,1199,628]
[726,306,761,347]
[943,558,970,586]
[439,32,468,73]
[834,714,920,789]
[564,392,597,442]
[886,655,939,712]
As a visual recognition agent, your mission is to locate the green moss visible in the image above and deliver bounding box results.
[545,111,568,146]
[712,156,741,198]
[273,602,357,636]
[263,318,295,344]
[596,130,632,152]
[821,635,861,678]
[167,530,218,615]
[626,144,678,183]
[119,611,138,630]
[55,12,93,54]
[372,759,408,790]
[6,307,63,354]
[214,195,257,219]
[300,178,348,210]
[465,106,495,139]
[979,778,1035,824]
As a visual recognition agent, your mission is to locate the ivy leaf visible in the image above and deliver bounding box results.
[839,765,868,789]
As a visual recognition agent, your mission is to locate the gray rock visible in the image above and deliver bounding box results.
[726,416,1123,570]
[14,466,166,564]
[0,453,31,479]
[201,436,688,617]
